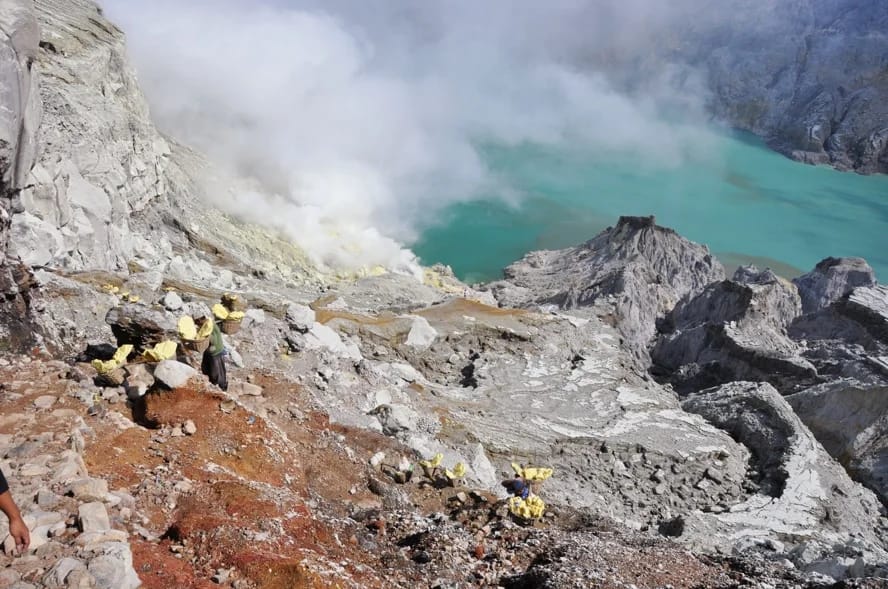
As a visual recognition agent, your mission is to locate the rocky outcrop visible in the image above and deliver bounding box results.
[0,0,41,350]
[11,0,170,271]
[793,257,877,315]
[485,216,724,358]
[652,266,815,393]
[700,1,888,173]
[788,382,888,507]
[790,283,888,385]
[681,381,888,576]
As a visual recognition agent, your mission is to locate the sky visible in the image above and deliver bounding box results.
[101,0,723,273]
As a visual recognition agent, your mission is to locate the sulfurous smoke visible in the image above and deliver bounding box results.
[101,0,722,274]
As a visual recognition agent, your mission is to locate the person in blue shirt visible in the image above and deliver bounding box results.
[502,474,530,499]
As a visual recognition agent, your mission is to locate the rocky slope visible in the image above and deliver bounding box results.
[0,0,887,588]
[596,0,888,173]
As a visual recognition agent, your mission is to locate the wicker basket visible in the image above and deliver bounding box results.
[221,294,246,312]
[221,319,242,335]
[182,337,210,354]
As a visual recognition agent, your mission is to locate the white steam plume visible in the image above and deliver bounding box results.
[101,0,718,274]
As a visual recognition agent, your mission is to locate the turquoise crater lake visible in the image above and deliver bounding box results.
[412,132,888,284]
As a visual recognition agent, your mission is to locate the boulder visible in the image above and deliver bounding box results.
[285,304,315,333]
[67,477,108,502]
[105,304,175,349]
[370,404,420,436]
[405,316,437,350]
[153,360,197,390]
[123,363,154,399]
[793,257,877,315]
[78,502,110,533]
[87,543,140,589]
[160,291,183,311]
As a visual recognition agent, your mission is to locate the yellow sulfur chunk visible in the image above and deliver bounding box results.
[91,359,117,374]
[142,341,177,362]
[227,311,245,321]
[419,453,443,469]
[197,319,213,339]
[511,463,553,481]
[178,316,197,340]
[212,303,230,320]
[92,345,133,374]
[112,345,133,366]
[445,462,467,480]
[522,467,553,482]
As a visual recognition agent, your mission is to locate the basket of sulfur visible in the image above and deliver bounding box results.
[178,316,213,353]
[214,303,245,335]
[91,345,133,386]
[221,293,246,312]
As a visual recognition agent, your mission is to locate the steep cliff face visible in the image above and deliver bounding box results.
[0,0,40,349]
[703,0,888,173]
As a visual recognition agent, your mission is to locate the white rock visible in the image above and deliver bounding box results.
[369,452,386,467]
[78,502,110,533]
[160,291,183,311]
[371,404,419,436]
[244,308,266,326]
[87,542,141,589]
[67,478,108,501]
[286,304,315,332]
[405,316,437,350]
[304,323,362,360]
[391,363,421,383]
[183,420,197,435]
[44,557,87,587]
[153,360,197,390]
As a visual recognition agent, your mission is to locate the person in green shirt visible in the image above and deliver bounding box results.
[195,315,228,391]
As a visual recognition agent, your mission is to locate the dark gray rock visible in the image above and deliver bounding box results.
[790,285,888,384]
[652,268,814,393]
[105,303,175,349]
[793,257,877,315]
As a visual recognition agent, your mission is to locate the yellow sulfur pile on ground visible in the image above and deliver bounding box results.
[508,495,546,519]
[419,453,443,469]
[91,344,133,374]
[445,462,467,480]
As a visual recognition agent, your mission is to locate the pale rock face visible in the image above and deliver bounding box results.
[9,0,170,272]
[788,382,888,505]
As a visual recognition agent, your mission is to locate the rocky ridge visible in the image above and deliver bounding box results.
[0,0,887,587]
